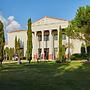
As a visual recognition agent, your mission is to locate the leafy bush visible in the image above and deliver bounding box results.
[56,60,62,63]
[70,53,87,60]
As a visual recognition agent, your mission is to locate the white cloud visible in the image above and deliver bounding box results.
[8,16,14,21]
[7,16,14,25]
[0,15,21,32]
[0,14,21,41]
[6,16,21,32]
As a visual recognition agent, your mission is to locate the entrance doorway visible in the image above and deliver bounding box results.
[38,48,42,59]
[44,48,49,59]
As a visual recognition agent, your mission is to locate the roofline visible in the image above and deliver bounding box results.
[8,30,27,34]
[46,16,69,21]
[32,16,69,25]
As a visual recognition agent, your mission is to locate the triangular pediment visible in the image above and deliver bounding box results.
[32,16,68,26]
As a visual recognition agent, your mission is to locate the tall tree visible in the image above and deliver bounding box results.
[66,5,90,60]
[0,21,5,65]
[66,5,90,41]
[4,47,10,60]
[15,37,22,60]
[9,48,14,60]
[27,18,32,63]
[17,38,20,56]
[17,38,20,50]
[58,26,63,61]
[15,36,18,53]
[4,47,9,60]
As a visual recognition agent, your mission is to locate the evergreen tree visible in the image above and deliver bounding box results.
[15,36,18,53]
[4,47,10,60]
[17,38,21,58]
[27,18,32,62]
[9,48,14,60]
[15,37,22,60]
[58,26,63,61]
[0,21,5,65]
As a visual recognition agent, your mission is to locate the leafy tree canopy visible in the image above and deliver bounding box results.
[66,5,90,42]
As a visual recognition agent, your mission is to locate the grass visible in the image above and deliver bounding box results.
[0,60,90,90]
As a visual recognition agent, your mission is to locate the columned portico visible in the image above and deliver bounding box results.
[31,16,69,61]
[34,29,59,60]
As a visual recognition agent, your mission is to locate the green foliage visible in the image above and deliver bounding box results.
[15,37,23,59]
[0,21,5,64]
[58,26,63,61]
[4,47,10,60]
[81,43,85,47]
[9,48,14,60]
[15,36,18,53]
[67,5,90,41]
[70,53,87,60]
[86,42,90,47]
[17,38,20,50]
[17,38,20,56]
[4,47,14,60]
[27,18,32,61]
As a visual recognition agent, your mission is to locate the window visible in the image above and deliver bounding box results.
[54,48,58,58]
[54,48,58,54]
[38,48,42,59]
[44,35,49,41]
[53,34,58,40]
[38,35,42,41]
[62,34,66,40]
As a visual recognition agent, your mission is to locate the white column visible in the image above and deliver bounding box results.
[34,31,38,60]
[49,30,53,59]
[58,28,60,52]
[32,33,34,59]
[42,31,44,59]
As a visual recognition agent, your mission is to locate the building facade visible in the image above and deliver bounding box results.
[6,16,84,61]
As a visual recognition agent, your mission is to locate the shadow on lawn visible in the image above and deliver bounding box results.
[0,61,90,90]
[54,61,90,90]
[0,62,26,72]
[0,61,70,75]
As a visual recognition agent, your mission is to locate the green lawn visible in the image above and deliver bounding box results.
[0,61,90,90]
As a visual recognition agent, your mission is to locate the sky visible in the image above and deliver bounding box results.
[0,0,90,30]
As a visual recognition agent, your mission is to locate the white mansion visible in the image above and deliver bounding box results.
[5,16,85,60]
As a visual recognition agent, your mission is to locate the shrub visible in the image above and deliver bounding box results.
[70,53,87,60]
[56,60,62,63]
